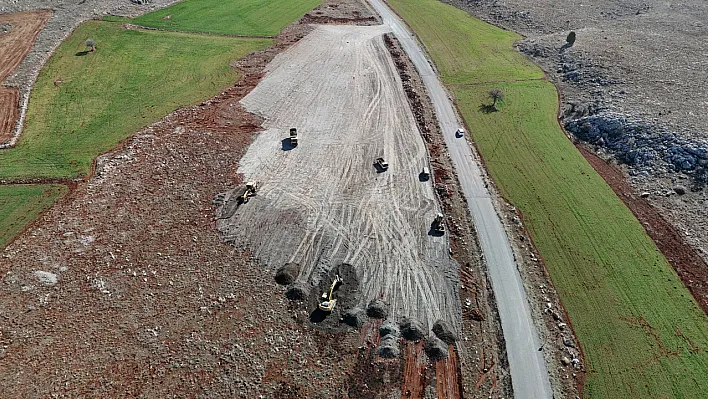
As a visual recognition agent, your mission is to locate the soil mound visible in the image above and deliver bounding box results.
[423,335,449,362]
[285,282,310,301]
[432,319,457,345]
[377,335,400,358]
[275,262,300,285]
[400,317,425,341]
[379,320,400,337]
[366,299,389,319]
[342,307,367,328]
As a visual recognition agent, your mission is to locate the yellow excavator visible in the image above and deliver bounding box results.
[319,275,343,312]
[240,181,259,204]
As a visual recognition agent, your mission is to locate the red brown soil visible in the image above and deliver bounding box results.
[0,88,18,142]
[436,345,462,398]
[578,145,708,314]
[401,341,426,398]
[0,10,51,144]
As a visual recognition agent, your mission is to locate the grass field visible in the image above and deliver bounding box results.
[0,185,67,248]
[132,0,322,37]
[0,21,270,179]
[387,0,708,397]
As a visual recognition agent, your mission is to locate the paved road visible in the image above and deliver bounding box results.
[367,0,553,397]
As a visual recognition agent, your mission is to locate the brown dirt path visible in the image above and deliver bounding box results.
[0,10,51,144]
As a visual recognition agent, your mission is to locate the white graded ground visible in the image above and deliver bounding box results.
[216,24,461,332]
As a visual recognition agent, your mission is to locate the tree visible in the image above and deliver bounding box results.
[566,31,576,47]
[488,88,504,108]
[85,38,96,53]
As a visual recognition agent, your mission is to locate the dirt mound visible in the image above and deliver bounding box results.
[377,335,400,358]
[432,319,457,345]
[275,262,300,285]
[342,307,366,328]
[400,317,425,341]
[285,282,310,301]
[379,320,400,337]
[423,335,449,362]
[366,299,389,319]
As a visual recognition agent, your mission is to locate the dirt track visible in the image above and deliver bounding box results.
[216,24,461,333]
[0,10,51,143]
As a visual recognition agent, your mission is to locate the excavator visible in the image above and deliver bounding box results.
[240,181,260,204]
[319,275,343,312]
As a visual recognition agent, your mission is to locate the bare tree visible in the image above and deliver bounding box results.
[488,88,504,109]
[85,38,96,53]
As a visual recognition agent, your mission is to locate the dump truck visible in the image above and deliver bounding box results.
[289,127,298,146]
[239,181,259,204]
[421,166,430,181]
[375,157,389,171]
[431,212,445,235]
[319,275,343,312]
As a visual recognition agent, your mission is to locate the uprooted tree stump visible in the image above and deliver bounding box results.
[342,307,367,328]
[423,335,449,361]
[285,281,310,301]
[366,299,389,319]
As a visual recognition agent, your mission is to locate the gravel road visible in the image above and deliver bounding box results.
[367,0,553,397]
[216,24,461,333]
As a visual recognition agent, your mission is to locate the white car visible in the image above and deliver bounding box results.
[455,128,466,137]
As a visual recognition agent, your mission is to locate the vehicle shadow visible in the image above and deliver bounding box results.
[281,138,296,151]
[419,172,430,182]
[75,51,89,57]
[427,227,444,237]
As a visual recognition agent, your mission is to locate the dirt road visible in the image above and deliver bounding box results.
[216,24,461,333]
[366,0,553,397]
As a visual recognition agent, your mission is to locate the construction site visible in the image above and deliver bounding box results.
[215,24,461,334]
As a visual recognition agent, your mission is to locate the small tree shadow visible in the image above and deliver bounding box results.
[478,104,498,114]
[75,51,90,57]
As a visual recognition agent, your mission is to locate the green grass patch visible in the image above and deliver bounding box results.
[387,0,708,397]
[387,0,542,84]
[132,0,322,36]
[0,21,271,179]
[0,185,67,248]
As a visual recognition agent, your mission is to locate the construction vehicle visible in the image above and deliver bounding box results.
[421,166,430,181]
[431,212,445,235]
[375,157,389,171]
[319,275,343,312]
[289,127,298,146]
[239,181,259,204]
[455,128,466,138]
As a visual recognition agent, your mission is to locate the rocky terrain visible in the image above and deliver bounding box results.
[444,0,708,268]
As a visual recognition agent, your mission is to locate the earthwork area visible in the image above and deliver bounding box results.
[216,24,461,333]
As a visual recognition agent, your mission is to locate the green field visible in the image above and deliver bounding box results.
[0,185,67,248]
[132,0,322,36]
[0,21,270,179]
[387,0,708,397]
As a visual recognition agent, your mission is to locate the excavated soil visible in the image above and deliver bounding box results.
[216,24,462,334]
[0,10,51,144]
